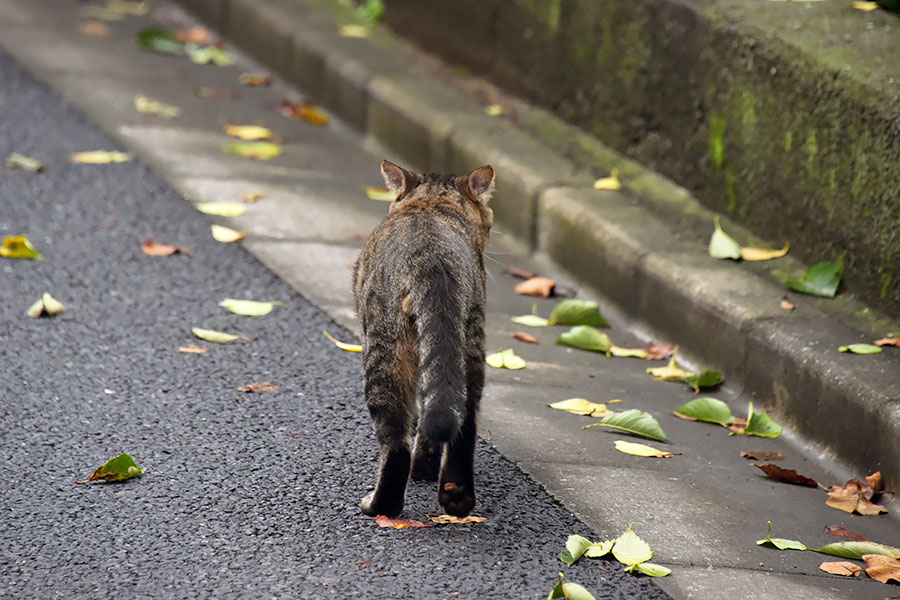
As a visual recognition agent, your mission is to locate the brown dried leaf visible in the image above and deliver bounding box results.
[78,20,110,37]
[826,478,888,515]
[239,72,272,87]
[514,276,556,298]
[427,514,487,524]
[874,337,900,347]
[236,382,280,393]
[141,238,180,256]
[513,331,538,344]
[175,25,212,44]
[374,515,432,529]
[280,100,329,125]
[740,451,785,461]
[818,561,862,577]
[645,342,673,361]
[780,299,797,310]
[824,525,868,542]
[504,266,536,280]
[178,345,208,354]
[863,554,900,584]
[754,463,818,487]
[867,471,883,494]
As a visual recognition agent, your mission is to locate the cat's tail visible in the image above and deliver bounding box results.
[412,270,468,444]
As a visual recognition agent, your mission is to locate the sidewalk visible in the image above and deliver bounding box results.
[1,0,898,598]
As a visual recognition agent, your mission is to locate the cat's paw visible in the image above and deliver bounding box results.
[438,481,475,518]
[360,491,404,518]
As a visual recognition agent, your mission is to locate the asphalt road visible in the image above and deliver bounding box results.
[0,46,669,599]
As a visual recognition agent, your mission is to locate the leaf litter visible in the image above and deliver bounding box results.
[752,464,818,487]
[374,515,431,529]
[0,235,43,259]
[548,398,609,417]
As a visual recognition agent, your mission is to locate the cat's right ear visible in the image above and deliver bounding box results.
[381,161,420,198]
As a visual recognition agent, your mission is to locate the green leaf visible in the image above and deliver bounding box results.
[627,562,671,577]
[218,298,284,316]
[511,314,550,327]
[559,534,592,566]
[741,402,782,438]
[556,326,611,354]
[559,583,596,600]
[76,452,145,483]
[838,344,883,355]
[548,299,610,327]
[673,397,734,427]
[612,524,653,566]
[136,26,183,55]
[191,327,246,344]
[756,521,807,551]
[585,409,668,442]
[786,258,843,298]
[584,540,614,558]
[7,152,43,172]
[185,43,235,66]
[548,578,565,600]
[682,369,723,392]
[485,348,526,370]
[815,541,900,560]
[708,216,742,260]
[222,141,282,160]
[0,235,43,260]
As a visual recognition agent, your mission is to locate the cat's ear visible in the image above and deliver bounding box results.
[381,160,420,197]
[466,166,495,204]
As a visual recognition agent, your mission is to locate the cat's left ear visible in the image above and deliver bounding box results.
[466,166,495,204]
[381,160,421,198]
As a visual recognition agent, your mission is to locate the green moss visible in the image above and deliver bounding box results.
[784,131,792,152]
[741,90,757,127]
[726,167,738,214]
[709,115,726,170]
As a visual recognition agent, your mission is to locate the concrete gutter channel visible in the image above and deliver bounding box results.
[171,0,900,491]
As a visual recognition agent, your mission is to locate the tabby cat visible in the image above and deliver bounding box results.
[352,160,495,518]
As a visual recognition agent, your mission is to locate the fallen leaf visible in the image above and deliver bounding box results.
[219,298,284,316]
[548,299,610,327]
[584,541,614,558]
[323,330,363,352]
[609,345,649,359]
[626,562,672,577]
[593,169,622,191]
[556,325,612,354]
[818,561,862,577]
[548,398,608,417]
[740,451,784,461]
[26,293,66,318]
[175,25,212,45]
[515,276,556,297]
[280,100,329,125]
[374,515,431,529]
[239,72,272,86]
[511,314,550,327]
[559,534,592,566]
[141,238,181,256]
[75,452,145,484]
[136,26,183,55]
[364,186,397,201]
[824,525,868,542]
[866,471,883,493]
[733,402,782,438]
[70,150,132,164]
[756,522,808,551]
[682,369,723,393]
[78,20,111,37]
[339,24,370,38]
[852,1,879,10]
[237,382,280,393]
[222,141,282,160]
[7,152,44,172]
[709,216,742,260]
[780,298,797,310]
[874,337,900,347]
[211,224,245,243]
[673,397,734,427]
[647,353,689,382]
[741,242,790,262]
[513,331,538,344]
[548,573,597,600]
[584,409,668,442]
[485,348,526,370]
[753,463,818,487]
[645,342,673,360]
[786,257,843,298]
[134,94,182,118]
[484,103,506,117]
[225,124,273,140]
[505,266,536,280]
[0,235,43,259]
[816,541,900,560]
[863,554,900,584]
[614,440,675,458]
[185,43,234,66]
[191,327,248,344]
[826,477,887,515]
[612,525,653,566]
[178,345,208,353]
[838,343,882,354]
[243,191,263,203]
[427,514,486,524]
[194,201,246,217]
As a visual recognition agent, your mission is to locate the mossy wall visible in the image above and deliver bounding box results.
[383,0,900,317]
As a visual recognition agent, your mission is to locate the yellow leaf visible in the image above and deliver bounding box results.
[339,24,370,38]
[70,151,132,164]
[484,104,505,116]
[364,186,397,201]
[194,202,246,217]
[593,169,622,191]
[323,330,363,352]
[280,101,330,126]
[134,95,181,118]
[191,327,249,344]
[852,1,879,10]
[224,124,273,141]
[210,224,245,243]
[222,141,282,159]
[243,191,263,203]
[612,525,653,566]
[614,440,675,458]
[26,292,66,318]
[427,514,487,524]
[646,351,690,382]
[486,348,526,370]
[548,398,609,417]
[0,235,43,259]
[741,242,790,261]
[609,344,649,359]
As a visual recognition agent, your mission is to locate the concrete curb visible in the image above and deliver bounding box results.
[174,0,900,487]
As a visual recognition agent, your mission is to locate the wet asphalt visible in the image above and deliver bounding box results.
[0,46,669,599]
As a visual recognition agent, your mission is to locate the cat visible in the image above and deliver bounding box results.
[352,160,494,518]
